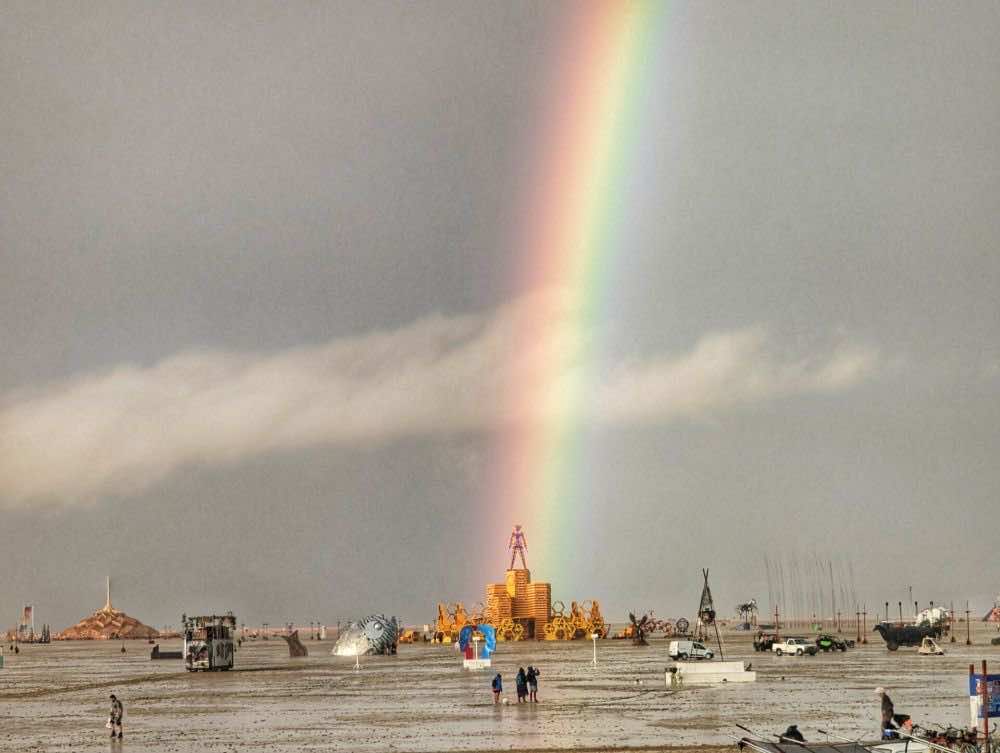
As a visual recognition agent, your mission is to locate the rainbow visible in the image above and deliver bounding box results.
[491,2,668,586]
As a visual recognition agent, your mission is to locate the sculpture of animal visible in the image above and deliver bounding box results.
[333,615,400,656]
[873,621,941,651]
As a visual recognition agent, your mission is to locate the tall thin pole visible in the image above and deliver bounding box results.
[967,602,972,646]
[829,561,836,631]
[983,660,990,746]
[713,620,725,661]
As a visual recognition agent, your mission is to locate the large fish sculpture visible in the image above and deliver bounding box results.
[332,615,399,656]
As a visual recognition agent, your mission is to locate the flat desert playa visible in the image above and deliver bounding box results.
[2,628,998,752]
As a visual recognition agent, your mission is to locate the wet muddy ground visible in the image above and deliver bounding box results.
[2,624,998,752]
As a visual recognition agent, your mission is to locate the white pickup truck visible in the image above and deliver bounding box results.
[771,637,818,656]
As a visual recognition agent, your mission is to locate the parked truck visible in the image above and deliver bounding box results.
[771,637,818,656]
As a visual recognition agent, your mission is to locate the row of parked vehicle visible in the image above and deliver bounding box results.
[753,633,855,655]
[664,633,857,662]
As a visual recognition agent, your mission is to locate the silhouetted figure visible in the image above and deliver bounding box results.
[781,725,805,742]
[491,673,503,704]
[526,666,539,702]
[108,694,124,739]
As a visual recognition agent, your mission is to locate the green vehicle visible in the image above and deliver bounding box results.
[815,634,848,652]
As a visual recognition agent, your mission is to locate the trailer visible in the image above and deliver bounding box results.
[183,613,236,671]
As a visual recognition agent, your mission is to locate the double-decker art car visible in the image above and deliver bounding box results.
[183,613,237,671]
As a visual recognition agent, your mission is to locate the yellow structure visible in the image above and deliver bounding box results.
[479,568,606,641]
[434,527,607,641]
[433,602,471,643]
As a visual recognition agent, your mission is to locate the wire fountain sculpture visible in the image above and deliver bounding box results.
[736,599,758,628]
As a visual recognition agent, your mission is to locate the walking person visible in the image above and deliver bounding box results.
[491,673,503,704]
[526,666,539,702]
[515,667,528,703]
[108,694,124,739]
[875,687,910,738]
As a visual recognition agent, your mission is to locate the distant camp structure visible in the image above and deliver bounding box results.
[433,525,607,642]
[56,578,159,641]
[4,605,51,643]
[983,596,1000,623]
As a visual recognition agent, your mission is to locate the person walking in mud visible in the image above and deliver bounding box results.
[526,666,539,702]
[108,693,124,739]
[491,673,503,704]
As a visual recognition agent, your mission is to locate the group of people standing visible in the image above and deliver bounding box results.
[491,666,540,704]
[516,666,539,703]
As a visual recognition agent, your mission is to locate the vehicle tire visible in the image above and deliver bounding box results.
[775,649,783,656]
[886,641,899,651]
[796,649,803,656]
[679,652,688,660]
[707,652,714,659]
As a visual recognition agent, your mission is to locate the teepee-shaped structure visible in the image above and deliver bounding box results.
[696,568,716,638]
[55,578,159,641]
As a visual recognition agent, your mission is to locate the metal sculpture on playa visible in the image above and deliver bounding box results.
[332,615,399,656]
[737,599,758,626]
[628,612,652,646]
[280,630,308,657]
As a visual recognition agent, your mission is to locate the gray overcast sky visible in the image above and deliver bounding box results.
[1,2,998,632]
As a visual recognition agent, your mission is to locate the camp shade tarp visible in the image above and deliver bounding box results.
[738,739,880,753]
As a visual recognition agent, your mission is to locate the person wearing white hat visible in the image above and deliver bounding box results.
[876,687,911,738]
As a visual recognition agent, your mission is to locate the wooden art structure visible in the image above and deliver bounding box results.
[434,526,606,642]
[56,578,158,641]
